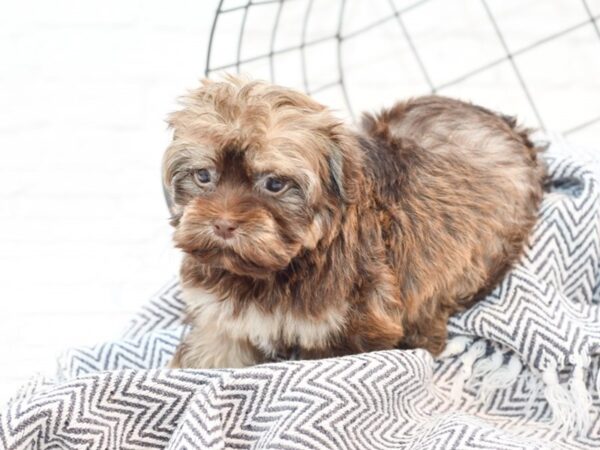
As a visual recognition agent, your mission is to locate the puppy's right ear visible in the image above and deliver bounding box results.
[162,181,182,227]
[162,131,186,227]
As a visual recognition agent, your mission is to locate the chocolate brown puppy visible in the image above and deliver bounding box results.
[163,76,545,368]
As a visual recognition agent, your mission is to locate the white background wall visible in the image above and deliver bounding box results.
[0,0,220,400]
[1,0,599,402]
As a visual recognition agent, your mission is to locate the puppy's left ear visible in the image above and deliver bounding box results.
[327,131,363,204]
[328,145,345,200]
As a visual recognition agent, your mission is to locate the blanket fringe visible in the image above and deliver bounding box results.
[568,353,592,433]
[439,336,473,359]
[595,359,600,404]
[441,339,594,433]
[478,354,523,404]
[450,339,487,401]
[542,362,575,431]
[472,348,504,380]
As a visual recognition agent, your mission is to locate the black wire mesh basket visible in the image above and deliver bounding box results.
[204,0,600,138]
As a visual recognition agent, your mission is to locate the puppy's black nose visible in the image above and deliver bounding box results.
[213,218,238,239]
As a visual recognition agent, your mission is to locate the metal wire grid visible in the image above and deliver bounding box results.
[205,0,600,135]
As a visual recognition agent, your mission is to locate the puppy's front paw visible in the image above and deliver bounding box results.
[167,327,260,369]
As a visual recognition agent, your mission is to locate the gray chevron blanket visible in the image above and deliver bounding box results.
[2,135,600,449]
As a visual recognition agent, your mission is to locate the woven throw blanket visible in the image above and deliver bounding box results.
[2,135,600,449]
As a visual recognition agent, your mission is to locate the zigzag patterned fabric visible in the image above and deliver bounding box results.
[2,135,600,449]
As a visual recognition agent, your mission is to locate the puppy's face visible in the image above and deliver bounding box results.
[163,77,360,278]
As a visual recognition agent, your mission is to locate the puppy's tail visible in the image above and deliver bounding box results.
[473,104,548,188]
[472,103,546,161]
[500,113,547,160]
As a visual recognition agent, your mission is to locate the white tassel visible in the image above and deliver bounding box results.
[596,360,600,400]
[450,339,487,401]
[542,362,575,431]
[569,353,592,433]
[478,354,523,404]
[439,336,473,359]
[472,347,504,380]
[469,348,504,398]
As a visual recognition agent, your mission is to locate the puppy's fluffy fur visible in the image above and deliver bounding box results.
[163,76,545,369]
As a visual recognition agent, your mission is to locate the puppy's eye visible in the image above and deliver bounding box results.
[265,177,286,193]
[194,168,211,185]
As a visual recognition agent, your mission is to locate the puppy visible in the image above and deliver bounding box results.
[163,76,545,369]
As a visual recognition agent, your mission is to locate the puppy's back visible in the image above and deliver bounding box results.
[358,96,546,352]
[360,95,545,215]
